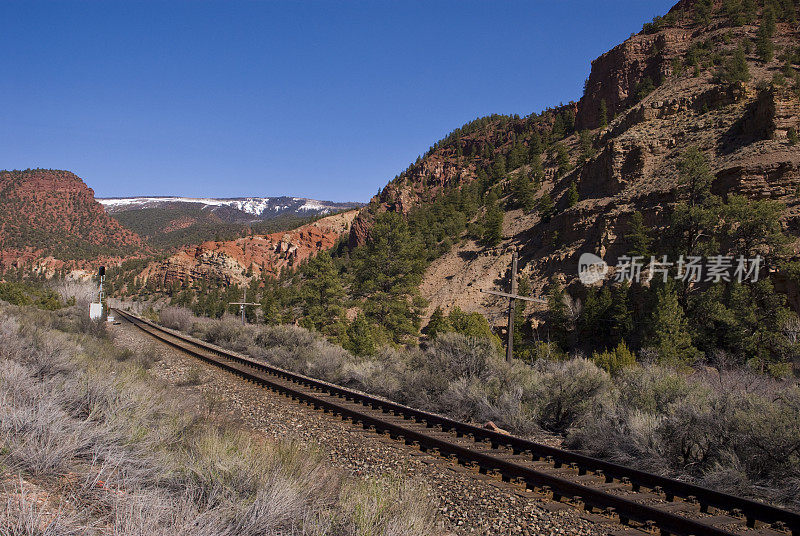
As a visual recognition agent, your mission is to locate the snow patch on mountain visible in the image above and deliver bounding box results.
[98,196,362,219]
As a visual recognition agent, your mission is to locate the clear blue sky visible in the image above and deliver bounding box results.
[1,0,675,202]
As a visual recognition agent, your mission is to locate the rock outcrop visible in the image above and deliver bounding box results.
[577,26,694,131]
[145,210,358,287]
[0,169,144,272]
[341,0,800,320]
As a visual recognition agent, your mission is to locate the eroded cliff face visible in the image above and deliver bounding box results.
[143,210,357,287]
[342,0,800,321]
[0,169,144,272]
[576,26,696,131]
[528,91,799,294]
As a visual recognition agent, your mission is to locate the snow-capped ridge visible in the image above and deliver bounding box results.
[98,195,362,219]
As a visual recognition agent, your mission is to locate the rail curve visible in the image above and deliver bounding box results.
[112,308,799,536]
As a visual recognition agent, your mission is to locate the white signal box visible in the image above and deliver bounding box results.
[89,302,103,321]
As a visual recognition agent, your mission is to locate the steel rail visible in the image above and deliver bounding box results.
[113,308,798,536]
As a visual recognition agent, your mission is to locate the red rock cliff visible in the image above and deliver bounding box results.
[0,169,143,271]
[144,210,358,287]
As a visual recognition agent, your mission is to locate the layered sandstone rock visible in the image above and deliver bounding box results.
[576,25,695,131]
[145,210,358,287]
[346,0,800,320]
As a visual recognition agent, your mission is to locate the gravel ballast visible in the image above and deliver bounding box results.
[110,320,608,536]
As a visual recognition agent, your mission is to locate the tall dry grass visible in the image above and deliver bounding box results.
[49,279,98,307]
[0,305,439,535]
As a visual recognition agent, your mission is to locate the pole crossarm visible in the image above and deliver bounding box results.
[481,248,547,361]
[230,289,261,325]
[480,289,546,304]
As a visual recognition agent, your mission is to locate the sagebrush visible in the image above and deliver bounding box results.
[164,307,800,510]
[0,305,438,535]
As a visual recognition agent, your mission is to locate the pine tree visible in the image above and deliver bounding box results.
[459,181,481,215]
[720,279,790,369]
[609,283,634,346]
[678,147,714,206]
[512,174,536,212]
[626,211,653,258]
[756,30,774,62]
[426,306,452,338]
[299,250,346,335]
[762,4,777,37]
[492,155,507,180]
[529,152,544,182]
[743,0,757,22]
[694,0,713,25]
[223,285,242,317]
[483,204,504,246]
[579,286,613,347]
[599,99,609,128]
[174,287,195,308]
[351,212,427,343]
[485,189,499,207]
[211,288,227,318]
[592,340,636,375]
[528,131,542,162]
[345,313,378,356]
[514,275,533,351]
[756,7,776,62]
[538,191,555,223]
[722,194,787,260]
[448,307,498,342]
[669,147,721,257]
[717,45,750,83]
[566,181,580,207]
[788,127,799,145]
[551,114,566,139]
[555,143,571,176]
[261,292,281,325]
[723,0,746,26]
[647,281,701,366]
[541,129,552,150]
[635,77,655,102]
[546,277,571,350]
[671,56,685,77]
[477,168,489,193]
[508,142,527,169]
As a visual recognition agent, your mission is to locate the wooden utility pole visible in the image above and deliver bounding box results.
[506,251,518,361]
[481,248,545,361]
[229,288,260,325]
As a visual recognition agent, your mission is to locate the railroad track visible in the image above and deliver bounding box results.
[113,308,799,536]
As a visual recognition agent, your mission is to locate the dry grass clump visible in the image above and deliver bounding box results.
[532,358,611,435]
[46,305,108,339]
[0,481,80,536]
[0,306,439,535]
[161,308,800,510]
[158,306,196,333]
[185,312,356,385]
[565,365,800,508]
[49,279,98,307]
[340,476,436,536]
